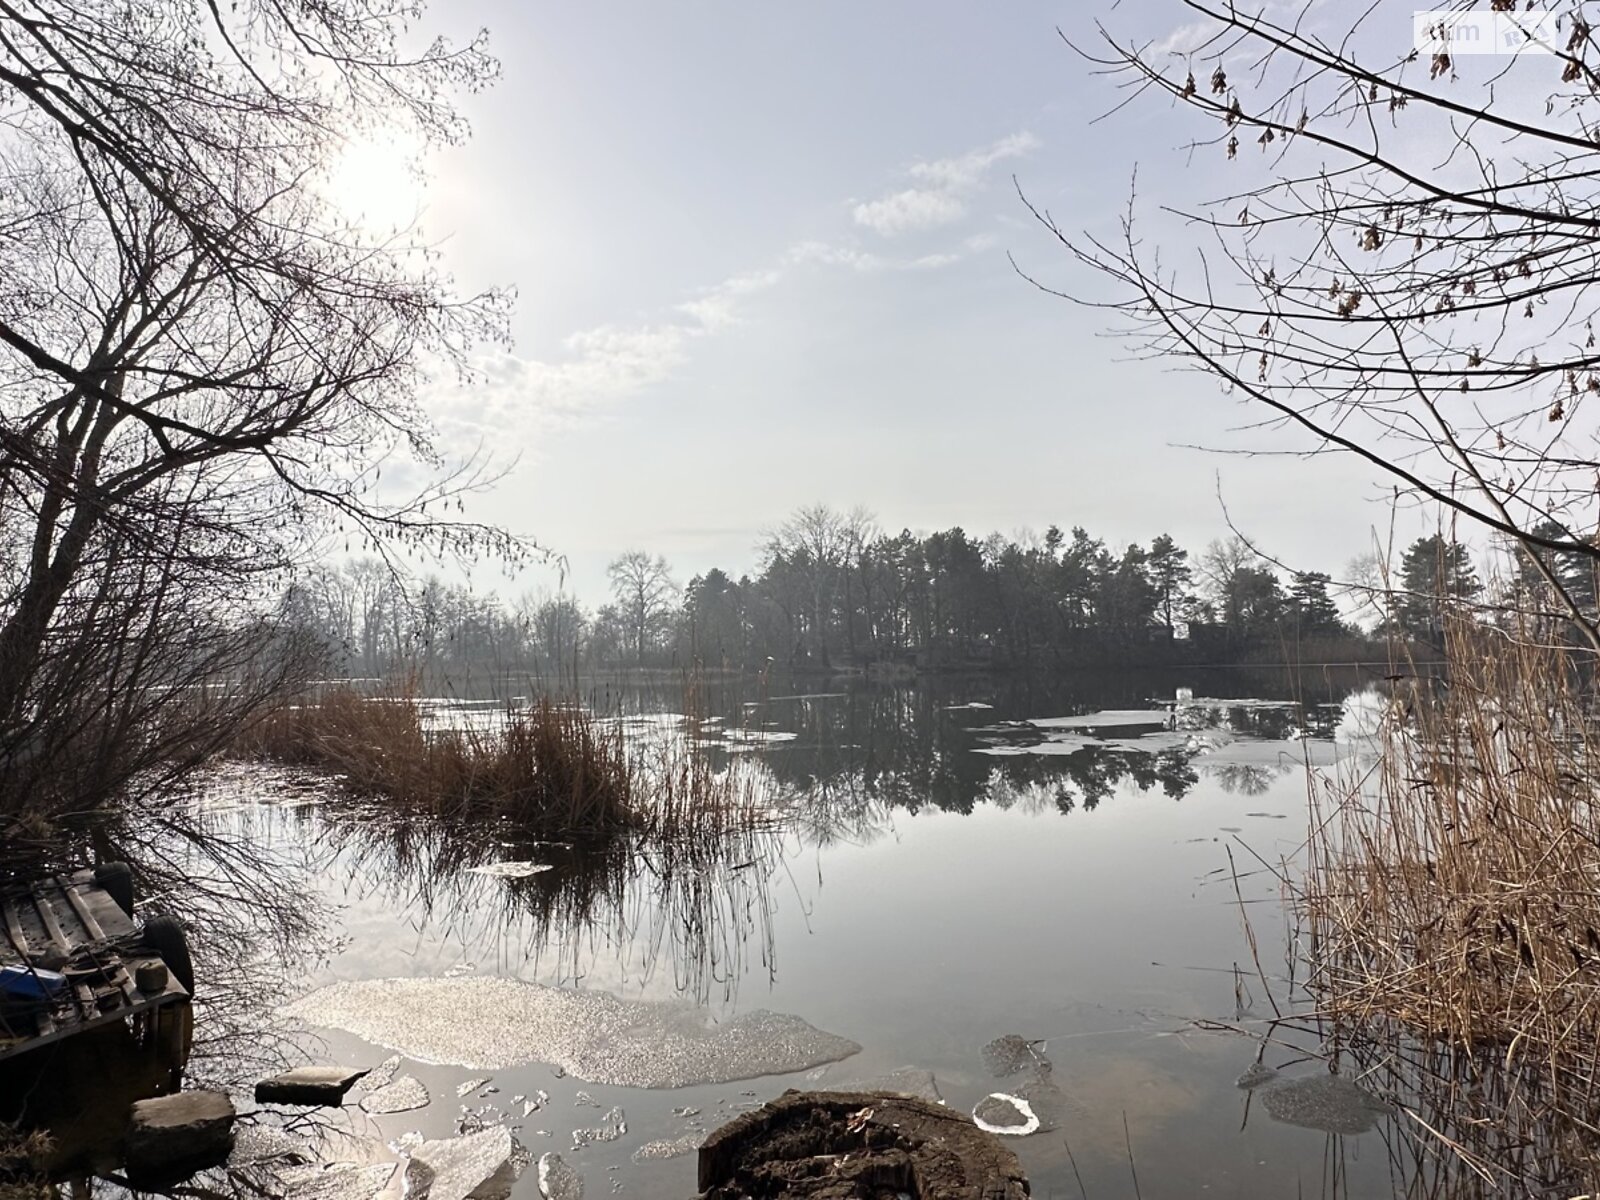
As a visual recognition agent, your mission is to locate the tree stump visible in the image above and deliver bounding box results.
[697,1090,1029,1199]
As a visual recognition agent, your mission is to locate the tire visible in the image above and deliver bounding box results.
[93,862,135,917]
[140,914,195,996]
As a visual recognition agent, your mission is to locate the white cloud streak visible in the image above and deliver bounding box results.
[448,134,1031,450]
[852,131,1039,236]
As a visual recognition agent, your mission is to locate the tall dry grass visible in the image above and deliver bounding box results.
[241,685,768,838]
[1299,615,1600,1183]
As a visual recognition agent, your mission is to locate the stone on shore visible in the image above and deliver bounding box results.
[125,1090,236,1178]
[256,1065,371,1106]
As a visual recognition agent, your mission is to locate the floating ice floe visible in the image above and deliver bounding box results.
[631,1135,702,1162]
[537,1152,582,1200]
[284,976,861,1087]
[720,730,799,753]
[405,1127,519,1200]
[360,1075,429,1114]
[465,862,555,879]
[1258,1073,1392,1135]
[1027,710,1170,730]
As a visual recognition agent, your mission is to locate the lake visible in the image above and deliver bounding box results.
[59,665,1425,1197]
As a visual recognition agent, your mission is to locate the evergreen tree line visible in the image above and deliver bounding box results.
[280,507,1530,679]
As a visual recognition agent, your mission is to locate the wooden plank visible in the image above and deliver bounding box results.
[60,880,109,944]
[0,895,31,960]
[71,884,136,942]
[32,887,74,955]
[110,962,140,1009]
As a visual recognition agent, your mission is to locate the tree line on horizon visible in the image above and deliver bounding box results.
[281,505,1554,679]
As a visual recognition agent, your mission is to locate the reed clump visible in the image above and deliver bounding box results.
[1300,616,1600,1177]
[242,686,765,837]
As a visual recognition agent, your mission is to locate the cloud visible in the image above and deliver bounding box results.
[853,132,1039,237]
[908,132,1041,189]
[444,136,1029,452]
[852,189,969,237]
[1148,20,1215,58]
[783,240,886,272]
[676,268,782,331]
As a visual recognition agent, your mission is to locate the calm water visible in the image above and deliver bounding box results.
[170,668,1418,1196]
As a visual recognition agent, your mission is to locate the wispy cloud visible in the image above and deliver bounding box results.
[1148,20,1215,58]
[852,131,1039,236]
[676,268,783,332]
[783,240,886,272]
[446,136,1026,451]
[852,189,968,237]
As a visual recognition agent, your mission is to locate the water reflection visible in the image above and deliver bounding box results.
[713,670,1378,821]
[5,666,1427,1199]
[320,803,787,1006]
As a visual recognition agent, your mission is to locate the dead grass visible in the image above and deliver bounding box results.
[0,1127,50,1200]
[1298,615,1600,1182]
[240,683,767,838]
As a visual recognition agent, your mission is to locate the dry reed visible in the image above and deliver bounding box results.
[1298,615,1600,1184]
[240,684,768,839]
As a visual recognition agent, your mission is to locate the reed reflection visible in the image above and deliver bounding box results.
[320,803,789,1006]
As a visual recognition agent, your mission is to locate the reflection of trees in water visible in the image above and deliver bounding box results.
[747,684,1214,816]
[1205,763,1281,797]
[556,668,1368,823]
[322,806,785,1006]
[123,793,337,1094]
[981,747,1201,814]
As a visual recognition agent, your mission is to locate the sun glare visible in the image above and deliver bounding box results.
[322,131,427,234]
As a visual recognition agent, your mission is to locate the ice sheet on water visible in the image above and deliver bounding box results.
[360,1054,402,1092]
[537,1152,583,1200]
[723,730,798,745]
[1258,1074,1392,1135]
[404,1127,518,1200]
[823,1067,943,1104]
[1236,1063,1279,1090]
[630,1135,701,1163]
[464,862,554,878]
[1027,710,1171,730]
[360,1075,429,1114]
[284,976,861,1087]
[981,1035,1049,1077]
[570,1106,626,1151]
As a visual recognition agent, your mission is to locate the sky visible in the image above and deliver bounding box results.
[353,0,1430,605]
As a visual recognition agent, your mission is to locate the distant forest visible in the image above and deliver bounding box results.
[285,505,1542,679]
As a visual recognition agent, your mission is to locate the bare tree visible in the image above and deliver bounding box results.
[1034,1,1600,648]
[0,0,526,816]
[607,551,678,666]
[763,504,875,667]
